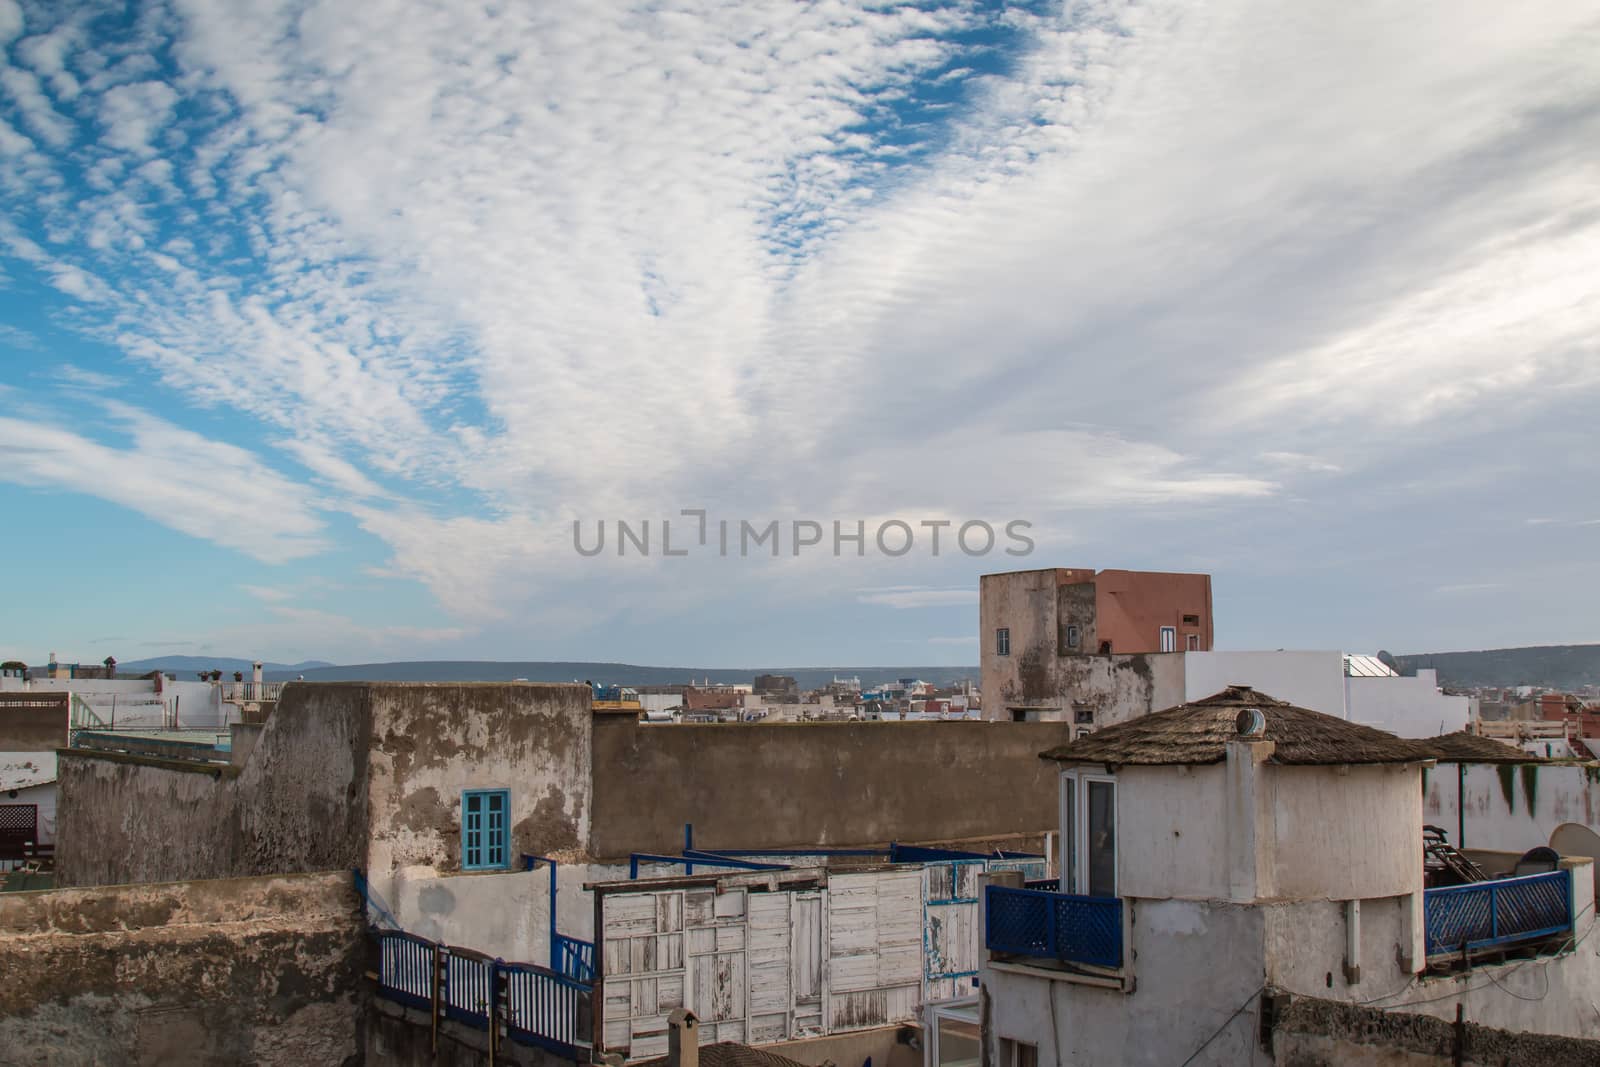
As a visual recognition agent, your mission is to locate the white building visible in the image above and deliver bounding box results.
[1,752,56,868]
[979,686,1597,1066]
[1184,651,1470,737]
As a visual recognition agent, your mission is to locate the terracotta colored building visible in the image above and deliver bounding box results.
[978,567,1214,723]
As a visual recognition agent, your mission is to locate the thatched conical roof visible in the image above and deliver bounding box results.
[1039,685,1427,767]
[1413,731,1540,764]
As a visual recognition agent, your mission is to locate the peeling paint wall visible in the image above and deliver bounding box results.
[980,572,1185,723]
[55,683,371,887]
[590,717,1068,858]
[365,682,593,878]
[55,683,592,900]
[0,871,362,1066]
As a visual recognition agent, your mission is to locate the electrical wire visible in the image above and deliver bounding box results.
[1174,986,1263,1067]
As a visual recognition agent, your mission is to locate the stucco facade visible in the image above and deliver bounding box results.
[979,568,1197,723]
[983,732,1599,1066]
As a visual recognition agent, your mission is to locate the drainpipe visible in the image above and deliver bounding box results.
[1343,900,1361,984]
[1457,763,1466,849]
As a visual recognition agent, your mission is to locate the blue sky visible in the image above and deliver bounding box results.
[2,0,1598,668]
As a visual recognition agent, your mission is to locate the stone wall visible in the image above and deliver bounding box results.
[589,717,1069,857]
[54,683,371,888]
[55,682,591,889]
[0,871,362,1066]
[1271,995,1600,1066]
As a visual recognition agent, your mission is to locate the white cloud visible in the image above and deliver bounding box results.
[3,0,1599,651]
[857,588,978,610]
[239,584,292,603]
[0,402,328,563]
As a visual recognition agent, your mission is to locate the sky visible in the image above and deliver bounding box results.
[1,0,1597,669]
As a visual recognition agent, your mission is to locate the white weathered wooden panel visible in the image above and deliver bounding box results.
[713,888,746,921]
[884,983,921,1024]
[750,1013,788,1045]
[657,974,684,1012]
[691,952,744,1022]
[604,980,631,1015]
[629,936,657,975]
[656,891,683,933]
[829,988,888,1031]
[686,927,716,956]
[829,953,878,994]
[604,1018,630,1049]
[607,894,660,934]
[685,888,716,927]
[657,933,684,970]
[716,925,746,952]
[792,892,823,1003]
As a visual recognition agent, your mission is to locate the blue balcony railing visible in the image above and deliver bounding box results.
[554,933,596,982]
[986,885,1123,969]
[1424,869,1573,957]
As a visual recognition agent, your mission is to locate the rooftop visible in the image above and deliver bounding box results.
[1039,685,1427,767]
[1416,731,1542,764]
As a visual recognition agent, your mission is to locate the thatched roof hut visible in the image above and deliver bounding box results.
[1412,730,1539,764]
[1039,685,1428,767]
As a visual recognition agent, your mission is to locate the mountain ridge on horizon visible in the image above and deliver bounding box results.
[85,643,1600,691]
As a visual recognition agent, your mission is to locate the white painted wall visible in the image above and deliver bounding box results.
[1113,765,1230,901]
[1265,763,1422,901]
[983,899,1272,1067]
[388,864,549,962]
[1424,760,1600,860]
[1183,651,1347,713]
[1080,758,1423,905]
[1346,670,1469,737]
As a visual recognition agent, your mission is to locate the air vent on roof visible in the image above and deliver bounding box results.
[1236,707,1266,738]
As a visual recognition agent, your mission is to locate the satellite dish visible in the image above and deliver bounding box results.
[1235,707,1266,738]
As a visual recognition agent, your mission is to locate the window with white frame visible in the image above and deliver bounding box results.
[1159,625,1177,652]
[995,627,1011,656]
[1059,770,1116,897]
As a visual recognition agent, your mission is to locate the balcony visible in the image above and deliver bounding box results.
[1424,869,1573,959]
[985,884,1123,970]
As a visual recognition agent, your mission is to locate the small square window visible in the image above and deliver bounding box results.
[462,789,511,871]
[995,627,1011,657]
[1183,614,1200,627]
[1187,633,1200,651]
[1074,705,1094,725]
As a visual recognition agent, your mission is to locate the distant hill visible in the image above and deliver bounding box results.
[263,660,980,689]
[1393,645,1600,690]
[118,655,335,676]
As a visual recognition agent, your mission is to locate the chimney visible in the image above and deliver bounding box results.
[668,1009,700,1067]
[252,661,264,689]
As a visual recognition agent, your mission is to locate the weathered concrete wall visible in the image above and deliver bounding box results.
[364,682,593,875]
[55,683,371,887]
[1272,995,1600,1066]
[1265,763,1422,901]
[0,871,362,1066]
[1424,758,1600,862]
[983,898,1272,1067]
[57,683,591,892]
[590,718,1068,857]
[978,571,1186,722]
[0,692,68,750]
[388,865,550,961]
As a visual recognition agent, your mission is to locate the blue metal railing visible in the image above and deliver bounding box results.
[985,884,1123,969]
[376,930,436,1013]
[1425,869,1573,957]
[372,931,591,1056]
[443,947,496,1029]
[503,960,590,1056]
[554,934,596,982]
